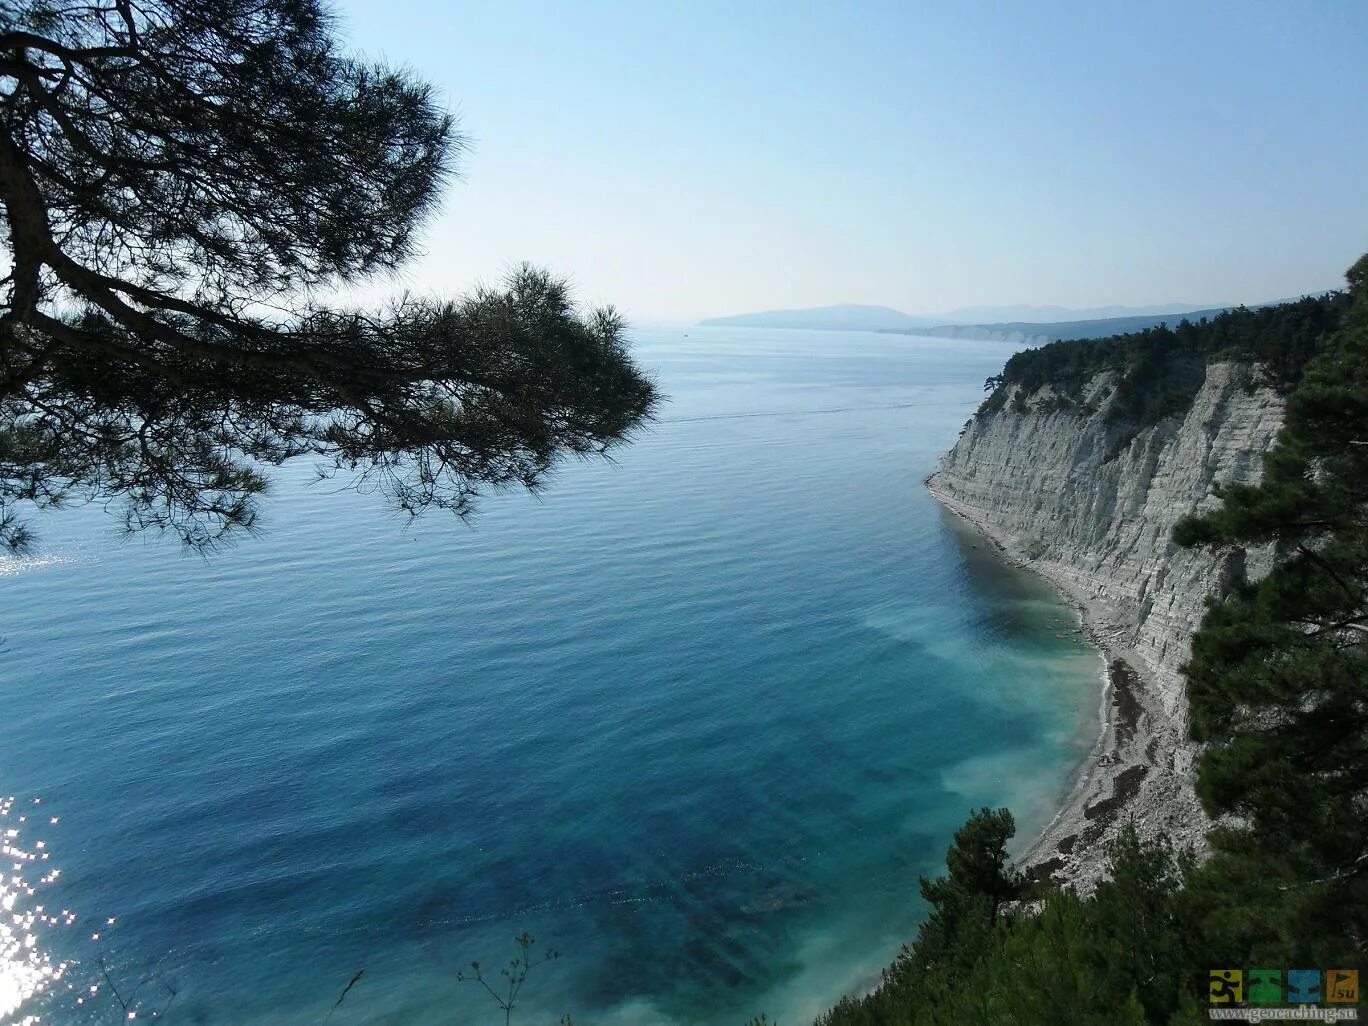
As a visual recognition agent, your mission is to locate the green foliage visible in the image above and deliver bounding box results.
[1033,393,1074,414]
[816,823,1193,1026]
[1173,251,1368,953]
[976,294,1350,433]
[918,807,1023,939]
[0,1,659,552]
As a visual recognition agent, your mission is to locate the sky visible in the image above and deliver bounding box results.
[333,0,1368,325]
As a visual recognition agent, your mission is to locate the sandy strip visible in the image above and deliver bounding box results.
[925,473,1206,890]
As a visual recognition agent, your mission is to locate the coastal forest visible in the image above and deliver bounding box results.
[818,257,1368,1026]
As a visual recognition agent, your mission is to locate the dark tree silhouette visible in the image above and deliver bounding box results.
[918,806,1023,936]
[0,0,658,552]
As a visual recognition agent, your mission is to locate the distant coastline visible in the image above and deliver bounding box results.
[696,301,1253,338]
[876,305,1241,346]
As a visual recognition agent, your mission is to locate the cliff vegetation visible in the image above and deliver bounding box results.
[978,293,1350,428]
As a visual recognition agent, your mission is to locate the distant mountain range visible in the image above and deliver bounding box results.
[884,307,1244,346]
[697,301,1233,333]
[697,304,938,332]
[928,301,1233,325]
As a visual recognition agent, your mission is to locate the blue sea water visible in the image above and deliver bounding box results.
[0,327,1102,1025]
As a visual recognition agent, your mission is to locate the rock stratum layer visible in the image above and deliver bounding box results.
[928,362,1282,886]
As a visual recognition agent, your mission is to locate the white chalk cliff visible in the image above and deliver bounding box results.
[929,361,1282,884]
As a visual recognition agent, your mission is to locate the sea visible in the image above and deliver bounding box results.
[0,326,1102,1025]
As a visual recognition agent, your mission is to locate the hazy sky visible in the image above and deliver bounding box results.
[334,0,1368,324]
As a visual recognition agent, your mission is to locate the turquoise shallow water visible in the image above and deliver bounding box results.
[0,327,1101,1025]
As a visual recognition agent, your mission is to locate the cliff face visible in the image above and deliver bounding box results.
[929,361,1283,883]
[935,361,1281,716]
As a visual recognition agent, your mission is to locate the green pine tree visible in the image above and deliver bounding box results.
[1174,252,1368,955]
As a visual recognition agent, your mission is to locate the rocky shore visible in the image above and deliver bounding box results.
[929,473,1208,889]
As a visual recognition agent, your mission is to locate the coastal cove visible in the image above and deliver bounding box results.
[2,327,1105,1025]
[928,482,1196,890]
